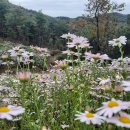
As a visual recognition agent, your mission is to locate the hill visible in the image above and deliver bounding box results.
[0,0,129,52]
[0,0,69,50]
[111,12,128,22]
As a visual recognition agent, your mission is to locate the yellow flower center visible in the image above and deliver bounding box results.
[85,112,94,118]
[99,86,106,89]
[119,116,130,124]
[75,42,80,45]
[115,40,120,43]
[57,64,67,70]
[102,77,106,80]
[20,75,27,81]
[0,107,10,113]
[1,55,8,59]
[108,101,119,108]
[17,51,22,56]
[93,55,100,60]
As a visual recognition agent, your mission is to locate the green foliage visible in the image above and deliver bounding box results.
[0,0,69,49]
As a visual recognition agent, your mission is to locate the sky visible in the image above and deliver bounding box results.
[9,0,130,18]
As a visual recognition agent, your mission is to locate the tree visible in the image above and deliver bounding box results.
[127,14,130,25]
[35,10,47,46]
[126,14,130,39]
[0,0,9,37]
[85,0,125,52]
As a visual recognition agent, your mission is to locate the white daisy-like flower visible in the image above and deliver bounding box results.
[61,33,76,40]
[92,85,111,91]
[8,47,25,57]
[107,112,130,128]
[85,52,110,61]
[41,126,50,130]
[0,105,25,120]
[54,60,67,70]
[67,36,89,49]
[61,124,69,129]
[75,111,105,125]
[109,36,127,47]
[115,74,123,82]
[96,98,130,118]
[98,77,111,85]
[62,50,78,56]
[121,81,130,92]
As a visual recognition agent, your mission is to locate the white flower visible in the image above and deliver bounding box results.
[116,74,123,82]
[22,51,34,58]
[54,60,67,69]
[67,36,89,49]
[107,112,130,128]
[41,126,50,130]
[121,81,130,92]
[30,46,50,56]
[62,50,78,56]
[100,54,110,60]
[2,61,14,65]
[92,85,111,91]
[109,59,123,70]
[0,105,25,120]
[75,111,105,125]
[61,33,76,40]
[85,52,110,61]
[98,77,111,85]
[96,98,130,118]
[109,36,127,47]
[8,46,24,53]
[8,47,25,57]
[61,124,69,129]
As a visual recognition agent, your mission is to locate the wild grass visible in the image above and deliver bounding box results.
[0,34,130,130]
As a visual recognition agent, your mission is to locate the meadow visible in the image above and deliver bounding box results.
[0,33,130,130]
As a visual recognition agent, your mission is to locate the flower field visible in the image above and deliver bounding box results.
[0,33,130,130]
